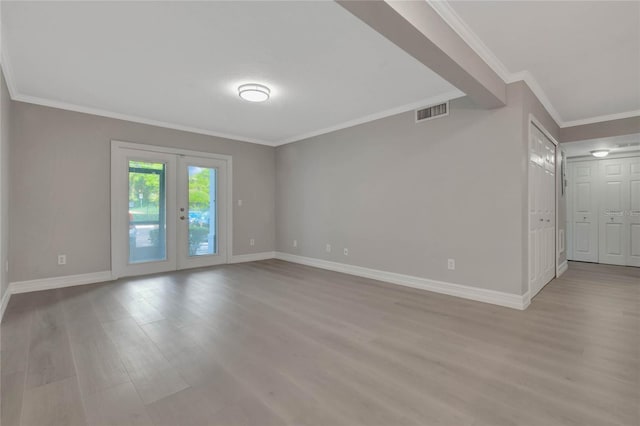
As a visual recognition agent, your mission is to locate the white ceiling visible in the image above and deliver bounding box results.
[562,133,640,158]
[1,1,461,145]
[447,1,640,125]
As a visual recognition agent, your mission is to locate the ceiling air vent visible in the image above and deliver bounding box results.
[416,102,449,123]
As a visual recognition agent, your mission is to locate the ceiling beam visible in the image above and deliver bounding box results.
[560,116,640,143]
[337,0,506,109]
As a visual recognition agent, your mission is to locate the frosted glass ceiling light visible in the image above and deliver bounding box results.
[238,83,270,102]
[590,150,609,158]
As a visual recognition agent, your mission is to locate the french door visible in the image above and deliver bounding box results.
[111,142,230,278]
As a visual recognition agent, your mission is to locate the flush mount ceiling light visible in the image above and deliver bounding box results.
[238,83,270,103]
[590,150,610,158]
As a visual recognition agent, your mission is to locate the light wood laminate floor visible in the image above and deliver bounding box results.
[1,260,638,426]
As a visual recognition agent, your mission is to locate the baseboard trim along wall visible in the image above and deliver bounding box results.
[229,252,276,264]
[9,271,114,295]
[1,250,531,322]
[558,260,568,277]
[274,252,529,310]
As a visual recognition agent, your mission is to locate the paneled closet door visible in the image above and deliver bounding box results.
[598,158,629,266]
[569,161,598,262]
[528,124,556,298]
[628,157,640,267]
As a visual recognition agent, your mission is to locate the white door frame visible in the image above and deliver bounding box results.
[110,140,233,278]
[527,114,560,302]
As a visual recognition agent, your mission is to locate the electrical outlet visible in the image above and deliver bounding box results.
[447,258,455,270]
[293,239,297,248]
[325,244,331,253]
[344,248,349,256]
[238,199,243,206]
[250,238,255,246]
[58,254,67,265]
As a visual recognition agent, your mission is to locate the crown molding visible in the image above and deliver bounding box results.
[0,50,18,99]
[427,0,511,83]
[561,109,640,128]
[426,0,640,130]
[427,0,564,126]
[273,89,465,146]
[507,70,564,126]
[3,4,638,142]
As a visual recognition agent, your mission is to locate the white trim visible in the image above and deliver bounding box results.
[427,0,511,82]
[111,140,233,162]
[427,0,562,126]
[8,271,113,294]
[530,114,559,147]
[0,51,18,99]
[275,252,529,310]
[426,0,640,130]
[273,90,465,146]
[510,71,564,128]
[567,151,640,162]
[0,290,11,322]
[561,110,640,128]
[13,93,274,146]
[558,260,568,277]
[229,252,276,264]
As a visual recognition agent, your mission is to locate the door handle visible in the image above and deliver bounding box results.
[180,216,185,220]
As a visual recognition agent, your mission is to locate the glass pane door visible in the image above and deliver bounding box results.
[178,156,227,269]
[111,146,177,278]
[128,161,167,263]
[187,166,217,256]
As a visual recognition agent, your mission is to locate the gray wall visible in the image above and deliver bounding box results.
[10,102,275,283]
[276,83,527,295]
[0,70,11,299]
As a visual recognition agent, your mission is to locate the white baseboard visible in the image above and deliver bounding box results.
[274,252,528,310]
[9,271,113,295]
[229,252,276,264]
[558,260,568,277]
[0,289,11,322]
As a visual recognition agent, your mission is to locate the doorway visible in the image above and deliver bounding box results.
[111,141,231,278]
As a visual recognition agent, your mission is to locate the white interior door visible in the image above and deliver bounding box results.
[599,158,628,266]
[529,123,556,298]
[177,156,228,269]
[112,143,230,278]
[569,161,598,262]
[629,157,640,267]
